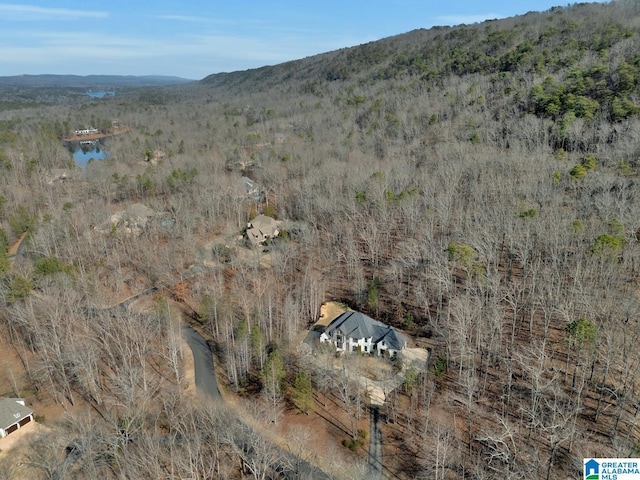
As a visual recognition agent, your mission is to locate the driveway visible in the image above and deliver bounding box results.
[181,323,332,479]
[368,405,383,479]
[181,324,221,400]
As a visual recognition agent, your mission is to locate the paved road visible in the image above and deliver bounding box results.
[181,323,332,480]
[91,269,332,480]
[181,324,221,399]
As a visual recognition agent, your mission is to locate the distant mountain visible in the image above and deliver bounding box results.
[200,1,640,127]
[0,74,195,87]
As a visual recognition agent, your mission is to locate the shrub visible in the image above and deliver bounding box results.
[519,208,538,219]
[166,167,198,192]
[554,148,568,161]
[342,438,365,451]
[355,191,367,204]
[565,317,596,350]
[591,233,625,256]
[581,153,597,171]
[430,355,447,377]
[445,242,475,264]
[8,205,35,236]
[617,161,634,176]
[569,163,587,179]
[571,219,584,233]
[0,254,8,274]
[0,228,8,253]
[6,275,33,302]
[34,256,74,277]
[262,203,276,218]
[291,371,314,414]
[403,312,414,329]
[367,277,381,310]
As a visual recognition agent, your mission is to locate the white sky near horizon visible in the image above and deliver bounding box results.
[0,1,578,80]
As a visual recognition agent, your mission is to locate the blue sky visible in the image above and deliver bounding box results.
[0,1,573,80]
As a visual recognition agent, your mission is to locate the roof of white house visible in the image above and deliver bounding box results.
[323,311,407,351]
[0,398,33,429]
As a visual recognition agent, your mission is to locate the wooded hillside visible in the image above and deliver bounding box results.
[1,1,640,479]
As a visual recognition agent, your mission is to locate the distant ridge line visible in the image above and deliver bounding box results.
[0,74,195,87]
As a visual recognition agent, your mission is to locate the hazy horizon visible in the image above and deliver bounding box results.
[0,1,572,80]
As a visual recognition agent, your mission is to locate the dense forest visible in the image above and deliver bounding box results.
[2,1,640,479]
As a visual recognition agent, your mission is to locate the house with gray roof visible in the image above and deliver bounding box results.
[239,176,261,200]
[319,311,407,357]
[0,398,33,437]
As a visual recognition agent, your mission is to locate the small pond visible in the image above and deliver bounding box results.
[67,141,109,167]
[85,91,116,98]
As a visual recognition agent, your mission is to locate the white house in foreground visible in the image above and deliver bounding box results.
[0,398,33,437]
[320,311,407,357]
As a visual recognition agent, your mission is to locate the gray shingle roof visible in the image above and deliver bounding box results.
[324,311,407,351]
[240,176,259,195]
[373,325,407,351]
[0,398,33,429]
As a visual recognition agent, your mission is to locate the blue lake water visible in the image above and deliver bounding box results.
[86,91,115,98]
[72,143,108,167]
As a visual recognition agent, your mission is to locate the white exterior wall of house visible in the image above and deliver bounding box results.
[0,412,33,437]
[320,331,340,349]
[320,332,375,353]
[320,331,347,351]
[376,338,406,357]
[377,339,398,356]
[351,337,373,353]
[319,311,407,357]
[0,401,33,437]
